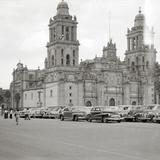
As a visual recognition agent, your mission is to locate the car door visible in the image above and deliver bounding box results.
[63,108,72,119]
[90,107,101,119]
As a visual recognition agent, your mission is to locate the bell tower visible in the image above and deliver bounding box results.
[124,8,157,105]
[125,8,156,75]
[45,0,79,69]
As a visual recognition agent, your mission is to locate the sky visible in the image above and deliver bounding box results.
[0,0,160,89]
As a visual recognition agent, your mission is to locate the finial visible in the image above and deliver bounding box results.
[139,7,141,14]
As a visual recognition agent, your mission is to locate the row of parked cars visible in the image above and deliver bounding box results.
[19,106,65,119]
[19,104,160,123]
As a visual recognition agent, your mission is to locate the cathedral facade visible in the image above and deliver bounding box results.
[10,1,156,109]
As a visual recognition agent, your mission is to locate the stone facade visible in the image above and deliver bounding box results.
[10,1,157,109]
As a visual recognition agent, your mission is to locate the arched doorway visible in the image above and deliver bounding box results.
[86,101,92,107]
[132,101,136,105]
[109,98,115,106]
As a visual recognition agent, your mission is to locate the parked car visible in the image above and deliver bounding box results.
[59,106,91,121]
[49,106,65,119]
[134,111,154,122]
[153,112,160,123]
[29,108,38,118]
[42,108,52,119]
[34,108,46,118]
[19,109,27,118]
[123,106,143,122]
[118,105,133,117]
[88,106,122,123]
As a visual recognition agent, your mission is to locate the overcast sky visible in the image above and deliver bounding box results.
[0,0,160,89]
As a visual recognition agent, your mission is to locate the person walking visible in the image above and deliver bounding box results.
[9,109,13,119]
[15,110,20,125]
[4,110,8,119]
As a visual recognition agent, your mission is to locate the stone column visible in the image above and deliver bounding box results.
[74,26,77,41]
[136,36,139,49]
[127,38,130,51]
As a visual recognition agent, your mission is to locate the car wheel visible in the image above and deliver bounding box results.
[88,116,92,122]
[118,120,121,123]
[101,116,106,123]
[72,116,75,121]
[60,115,64,121]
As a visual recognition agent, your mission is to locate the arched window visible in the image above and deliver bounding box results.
[66,54,70,65]
[136,57,138,65]
[73,50,75,57]
[142,56,145,63]
[51,55,54,66]
[146,61,149,69]
[132,101,136,105]
[61,49,64,57]
[71,26,74,41]
[131,62,135,72]
[73,59,75,66]
[62,25,64,35]
[61,59,63,65]
[86,101,92,107]
[53,27,56,41]
[66,27,69,40]
[109,98,115,106]
[50,90,53,97]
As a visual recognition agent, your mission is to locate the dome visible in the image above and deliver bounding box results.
[134,8,145,27]
[57,0,69,15]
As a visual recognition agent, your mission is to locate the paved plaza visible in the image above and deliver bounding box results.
[0,117,160,160]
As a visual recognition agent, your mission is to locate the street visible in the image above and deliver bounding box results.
[0,117,160,160]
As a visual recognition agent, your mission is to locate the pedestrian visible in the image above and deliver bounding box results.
[4,110,8,119]
[9,109,13,119]
[26,108,30,120]
[15,109,20,125]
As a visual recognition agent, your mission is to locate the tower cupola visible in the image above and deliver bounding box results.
[134,8,145,27]
[57,0,69,15]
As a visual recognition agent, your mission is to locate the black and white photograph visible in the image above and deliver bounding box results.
[0,0,160,160]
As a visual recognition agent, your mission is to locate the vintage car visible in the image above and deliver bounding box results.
[29,108,38,118]
[49,106,65,119]
[123,106,144,122]
[19,109,27,118]
[134,111,154,122]
[118,105,133,117]
[34,108,46,118]
[59,106,91,121]
[153,112,160,123]
[42,108,52,119]
[88,107,122,123]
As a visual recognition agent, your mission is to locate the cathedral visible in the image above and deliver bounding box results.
[10,1,157,109]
